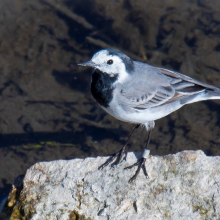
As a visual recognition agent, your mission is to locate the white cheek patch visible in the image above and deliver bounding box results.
[92,52,130,83]
[116,68,129,83]
[113,57,129,83]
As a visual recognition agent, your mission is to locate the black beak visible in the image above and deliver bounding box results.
[78,61,96,67]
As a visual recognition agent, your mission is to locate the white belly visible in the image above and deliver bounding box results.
[101,100,183,124]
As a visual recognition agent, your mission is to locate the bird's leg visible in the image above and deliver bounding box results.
[98,124,140,170]
[113,124,141,165]
[125,129,152,183]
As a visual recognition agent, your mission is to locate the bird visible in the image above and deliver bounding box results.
[79,48,220,182]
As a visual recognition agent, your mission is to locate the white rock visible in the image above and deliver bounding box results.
[18,151,220,219]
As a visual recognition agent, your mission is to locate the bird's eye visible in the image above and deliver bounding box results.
[107,59,113,65]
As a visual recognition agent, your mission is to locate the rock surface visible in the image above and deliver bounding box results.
[5,150,220,219]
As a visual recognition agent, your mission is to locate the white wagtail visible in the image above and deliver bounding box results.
[79,48,220,182]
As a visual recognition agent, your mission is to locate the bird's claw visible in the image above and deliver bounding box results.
[98,147,126,170]
[125,157,148,183]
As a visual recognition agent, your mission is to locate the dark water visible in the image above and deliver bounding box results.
[0,0,220,205]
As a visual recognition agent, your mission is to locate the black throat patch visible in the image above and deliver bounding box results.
[91,69,118,107]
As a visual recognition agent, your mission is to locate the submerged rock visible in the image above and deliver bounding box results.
[2,150,220,219]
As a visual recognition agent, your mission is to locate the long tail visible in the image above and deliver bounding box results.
[181,87,220,105]
[204,88,220,99]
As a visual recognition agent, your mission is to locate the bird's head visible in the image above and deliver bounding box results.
[79,49,134,83]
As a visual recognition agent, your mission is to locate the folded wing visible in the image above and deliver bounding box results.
[118,67,216,112]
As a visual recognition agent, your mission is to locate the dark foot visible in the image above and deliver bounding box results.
[124,157,148,183]
[98,146,127,170]
[99,124,140,170]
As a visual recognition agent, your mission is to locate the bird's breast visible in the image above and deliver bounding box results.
[91,69,118,107]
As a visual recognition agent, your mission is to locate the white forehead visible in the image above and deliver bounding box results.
[92,50,109,59]
[91,50,122,63]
